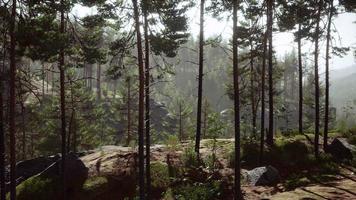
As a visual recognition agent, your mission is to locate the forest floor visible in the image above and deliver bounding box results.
[80,137,356,199]
[245,165,356,199]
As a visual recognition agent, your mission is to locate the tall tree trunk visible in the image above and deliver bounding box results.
[97,63,101,101]
[232,0,241,198]
[250,43,256,137]
[21,101,25,160]
[195,0,204,157]
[126,77,131,146]
[324,0,333,151]
[267,0,274,146]
[9,0,17,199]
[132,0,145,198]
[59,0,67,197]
[260,30,268,165]
[179,102,183,141]
[314,0,322,159]
[143,3,151,198]
[0,33,6,200]
[297,23,303,136]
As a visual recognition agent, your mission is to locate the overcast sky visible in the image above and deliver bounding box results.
[73,4,356,70]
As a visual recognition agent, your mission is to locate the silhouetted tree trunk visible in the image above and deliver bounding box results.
[97,63,101,101]
[132,0,145,198]
[202,99,208,138]
[260,30,268,165]
[9,0,17,199]
[126,77,131,146]
[179,102,183,141]
[0,33,6,200]
[314,0,322,159]
[143,2,151,198]
[267,0,274,146]
[232,0,241,198]
[59,0,67,197]
[250,44,256,137]
[297,23,303,136]
[195,0,204,157]
[324,0,333,151]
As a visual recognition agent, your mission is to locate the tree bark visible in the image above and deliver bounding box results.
[59,0,67,197]
[267,0,274,146]
[298,23,303,136]
[0,32,6,200]
[143,2,151,198]
[250,43,257,137]
[260,30,268,165]
[314,0,322,159]
[9,0,17,199]
[132,0,145,198]
[195,0,204,157]
[97,63,101,101]
[324,0,333,151]
[232,0,241,198]
[126,77,131,146]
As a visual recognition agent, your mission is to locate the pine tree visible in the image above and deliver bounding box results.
[132,0,145,198]
[9,0,17,199]
[232,0,241,198]
[195,0,205,157]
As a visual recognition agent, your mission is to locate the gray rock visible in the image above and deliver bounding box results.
[246,166,280,186]
[326,138,356,161]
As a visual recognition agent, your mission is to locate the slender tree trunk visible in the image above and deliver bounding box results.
[59,0,67,197]
[267,0,274,146]
[195,0,204,157]
[132,0,145,198]
[21,101,25,160]
[126,77,131,146]
[179,102,183,141]
[250,43,256,137]
[314,0,322,159]
[143,3,151,198]
[42,63,45,98]
[9,0,17,199]
[298,23,303,136]
[260,30,268,165]
[324,0,333,151]
[0,33,6,200]
[203,100,207,138]
[232,0,241,198]
[97,63,101,101]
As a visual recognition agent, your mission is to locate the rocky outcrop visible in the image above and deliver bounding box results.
[326,138,356,161]
[246,166,280,186]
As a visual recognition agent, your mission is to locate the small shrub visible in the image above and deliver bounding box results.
[166,135,180,152]
[347,135,356,145]
[182,145,200,168]
[151,162,170,189]
[173,181,221,200]
[284,174,310,190]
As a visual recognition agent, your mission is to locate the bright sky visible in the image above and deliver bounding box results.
[188,7,356,70]
[73,4,356,70]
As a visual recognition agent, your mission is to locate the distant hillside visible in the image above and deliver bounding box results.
[330,65,356,117]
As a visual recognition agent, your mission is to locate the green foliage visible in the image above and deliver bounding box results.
[151,162,171,190]
[10,176,59,200]
[182,144,200,168]
[166,135,180,152]
[172,181,221,200]
[82,176,108,192]
[284,174,310,190]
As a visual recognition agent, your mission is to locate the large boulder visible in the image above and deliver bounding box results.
[5,155,60,186]
[246,166,280,186]
[80,146,138,199]
[326,138,356,161]
[12,154,88,200]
